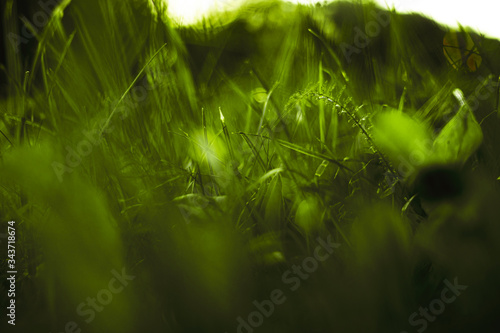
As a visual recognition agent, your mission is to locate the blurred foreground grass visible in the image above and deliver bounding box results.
[1,0,500,332]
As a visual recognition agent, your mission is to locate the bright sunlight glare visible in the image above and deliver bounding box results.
[166,0,500,39]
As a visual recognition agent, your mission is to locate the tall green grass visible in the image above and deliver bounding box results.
[1,0,500,332]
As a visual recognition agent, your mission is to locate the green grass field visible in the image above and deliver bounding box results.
[1,0,500,332]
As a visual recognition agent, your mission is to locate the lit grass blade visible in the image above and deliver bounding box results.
[274,138,353,172]
[99,43,168,137]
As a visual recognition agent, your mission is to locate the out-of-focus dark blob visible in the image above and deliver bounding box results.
[413,165,464,202]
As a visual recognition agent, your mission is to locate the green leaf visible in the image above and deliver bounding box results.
[432,89,483,165]
[372,109,433,167]
[295,195,324,236]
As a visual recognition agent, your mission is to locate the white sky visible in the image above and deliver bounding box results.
[167,0,500,39]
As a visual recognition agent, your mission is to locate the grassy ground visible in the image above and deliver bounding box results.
[1,0,500,332]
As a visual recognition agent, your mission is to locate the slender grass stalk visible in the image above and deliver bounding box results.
[99,43,168,137]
